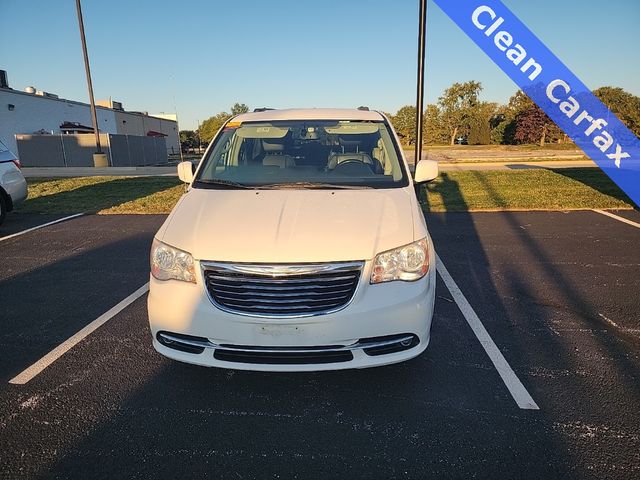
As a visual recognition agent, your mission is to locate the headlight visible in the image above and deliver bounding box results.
[150,238,196,283]
[370,238,430,284]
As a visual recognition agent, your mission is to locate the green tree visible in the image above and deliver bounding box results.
[594,87,640,136]
[468,102,497,145]
[199,103,251,143]
[507,89,533,114]
[489,106,510,144]
[179,130,198,151]
[438,81,483,145]
[391,105,448,145]
[390,105,417,145]
[423,104,448,144]
[199,112,231,143]
[231,103,250,115]
[491,90,534,144]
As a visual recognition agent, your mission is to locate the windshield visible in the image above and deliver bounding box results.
[194,120,408,189]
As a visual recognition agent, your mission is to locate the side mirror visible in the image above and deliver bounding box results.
[177,161,194,183]
[414,159,438,183]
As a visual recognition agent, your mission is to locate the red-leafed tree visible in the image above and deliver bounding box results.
[513,103,562,146]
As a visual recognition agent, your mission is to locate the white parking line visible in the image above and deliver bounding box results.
[593,209,640,229]
[0,213,85,242]
[436,254,539,410]
[9,283,149,385]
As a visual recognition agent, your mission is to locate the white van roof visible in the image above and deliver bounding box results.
[232,108,385,123]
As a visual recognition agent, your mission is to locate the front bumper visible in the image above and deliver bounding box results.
[147,260,436,371]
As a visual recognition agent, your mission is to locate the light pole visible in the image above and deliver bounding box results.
[414,0,427,166]
[75,0,107,167]
[197,119,202,154]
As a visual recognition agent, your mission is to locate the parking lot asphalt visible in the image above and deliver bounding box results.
[600,208,640,224]
[0,213,74,239]
[0,215,165,383]
[0,210,638,479]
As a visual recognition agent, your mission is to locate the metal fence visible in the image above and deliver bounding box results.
[15,134,168,167]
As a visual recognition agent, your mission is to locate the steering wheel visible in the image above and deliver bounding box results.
[332,159,375,174]
[338,159,366,165]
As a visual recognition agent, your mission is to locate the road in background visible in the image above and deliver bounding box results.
[405,147,585,163]
[20,159,596,178]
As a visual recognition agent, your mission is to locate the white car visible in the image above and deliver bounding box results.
[0,139,28,226]
[148,108,438,371]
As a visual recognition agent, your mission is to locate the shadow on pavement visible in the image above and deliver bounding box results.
[36,340,581,480]
[455,172,640,419]
[0,213,70,237]
[422,173,640,477]
[0,215,165,383]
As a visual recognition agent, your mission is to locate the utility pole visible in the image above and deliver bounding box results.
[414,0,427,167]
[169,75,184,162]
[75,0,107,167]
[174,113,184,162]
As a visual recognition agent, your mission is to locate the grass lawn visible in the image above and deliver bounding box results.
[17,168,636,215]
[20,176,184,214]
[422,168,635,211]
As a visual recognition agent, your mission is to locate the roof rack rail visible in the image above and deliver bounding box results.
[357,106,369,111]
[253,107,275,112]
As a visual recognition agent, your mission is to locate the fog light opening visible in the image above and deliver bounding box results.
[361,334,419,356]
[157,331,207,354]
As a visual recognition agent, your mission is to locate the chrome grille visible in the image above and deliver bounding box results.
[202,262,363,317]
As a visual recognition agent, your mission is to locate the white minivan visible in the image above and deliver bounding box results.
[148,108,438,371]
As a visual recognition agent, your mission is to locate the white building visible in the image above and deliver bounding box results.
[0,70,180,155]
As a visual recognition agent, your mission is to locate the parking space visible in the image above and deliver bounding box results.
[594,208,640,227]
[597,208,640,224]
[0,213,81,241]
[1,210,638,479]
[0,214,165,383]
[426,210,640,476]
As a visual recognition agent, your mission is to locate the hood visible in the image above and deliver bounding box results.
[160,187,416,263]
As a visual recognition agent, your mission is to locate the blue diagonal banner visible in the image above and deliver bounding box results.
[433,0,640,207]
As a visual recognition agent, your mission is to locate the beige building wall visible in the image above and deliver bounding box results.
[114,110,144,135]
[113,111,179,154]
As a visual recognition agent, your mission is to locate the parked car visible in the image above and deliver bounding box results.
[0,139,28,226]
[147,108,439,371]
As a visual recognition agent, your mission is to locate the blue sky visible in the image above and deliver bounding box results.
[1,0,638,130]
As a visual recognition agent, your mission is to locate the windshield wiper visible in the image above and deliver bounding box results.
[193,179,255,189]
[257,182,372,190]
